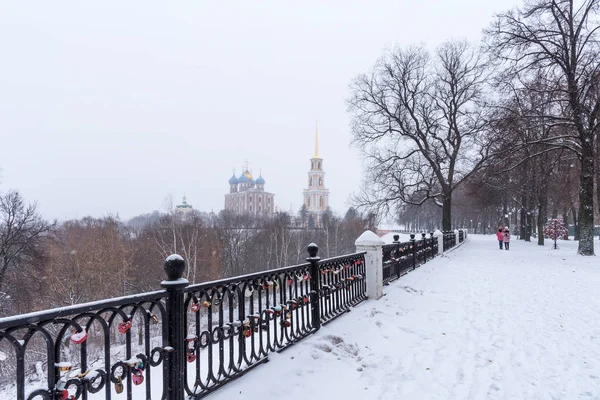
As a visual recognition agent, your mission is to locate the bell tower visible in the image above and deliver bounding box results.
[302,122,330,227]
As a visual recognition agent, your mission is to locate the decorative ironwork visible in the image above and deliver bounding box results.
[443,231,457,251]
[381,232,441,286]
[180,245,366,398]
[0,241,393,400]
[0,290,169,400]
[317,252,367,325]
[382,236,414,285]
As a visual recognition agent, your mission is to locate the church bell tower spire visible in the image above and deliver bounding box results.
[314,121,319,158]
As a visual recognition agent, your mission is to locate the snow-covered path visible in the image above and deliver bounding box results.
[211,235,600,400]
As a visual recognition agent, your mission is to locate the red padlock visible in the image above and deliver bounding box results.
[118,320,132,334]
[58,389,69,400]
[242,325,252,338]
[303,296,309,304]
[280,320,291,328]
[287,278,294,285]
[186,351,196,363]
[132,369,144,386]
[190,302,201,312]
[70,329,88,345]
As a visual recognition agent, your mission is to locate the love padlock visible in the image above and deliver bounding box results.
[287,278,294,285]
[132,368,144,386]
[280,320,291,328]
[118,320,132,334]
[242,324,252,338]
[187,351,196,363]
[190,302,201,312]
[115,377,124,394]
[70,329,88,345]
[303,296,309,304]
[57,389,69,400]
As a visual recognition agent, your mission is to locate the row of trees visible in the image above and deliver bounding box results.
[349,0,600,255]
[0,190,373,317]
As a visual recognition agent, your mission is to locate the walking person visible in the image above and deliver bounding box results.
[503,227,511,250]
[496,226,504,250]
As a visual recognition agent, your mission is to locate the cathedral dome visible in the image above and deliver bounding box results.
[255,175,265,185]
[228,174,238,185]
[238,173,249,183]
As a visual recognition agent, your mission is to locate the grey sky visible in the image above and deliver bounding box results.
[0,0,521,221]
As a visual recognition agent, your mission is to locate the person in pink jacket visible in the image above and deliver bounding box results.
[503,227,511,250]
[496,226,504,249]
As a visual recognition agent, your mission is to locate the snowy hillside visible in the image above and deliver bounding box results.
[209,235,600,400]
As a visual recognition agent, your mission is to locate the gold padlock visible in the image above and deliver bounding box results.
[115,377,124,394]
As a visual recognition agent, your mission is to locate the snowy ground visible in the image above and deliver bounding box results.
[210,235,600,400]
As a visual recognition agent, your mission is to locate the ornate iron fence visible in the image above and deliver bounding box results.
[0,244,366,400]
[381,233,438,285]
[0,290,169,400]
[443,231,457,251]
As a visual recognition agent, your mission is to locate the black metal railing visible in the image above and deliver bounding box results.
[459,230,464,243]
[443,231,457,251]
[381,233,438,285]
[318,252,367,324]
[0,244,366,400]
[0,290,169,400]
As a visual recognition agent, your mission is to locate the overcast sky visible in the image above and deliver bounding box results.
[0,0,522,221]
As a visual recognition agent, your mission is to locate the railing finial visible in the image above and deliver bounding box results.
[164,254,185,281]
[307,243,319,258]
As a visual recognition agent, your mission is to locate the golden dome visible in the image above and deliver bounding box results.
[243,170,253,180]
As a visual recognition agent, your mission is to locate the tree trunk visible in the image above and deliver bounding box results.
[578,141,595,255]
[442,193,452,231]
[520,207,528,241]
[572,207,579,240]
[537,200,546,246]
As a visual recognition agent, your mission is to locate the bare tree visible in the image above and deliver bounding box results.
[349,40,491,230]
[0,191,54,295]
[486,0,600,255]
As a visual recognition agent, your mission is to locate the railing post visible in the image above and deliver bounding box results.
[434,230,443,255]
[161,255,189,400]
[430,232,435,257]
[307,243,321,331]
[410,233,416,270]
[355,230,384,300]
[393,234,400,278]
[421,233,426,262]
